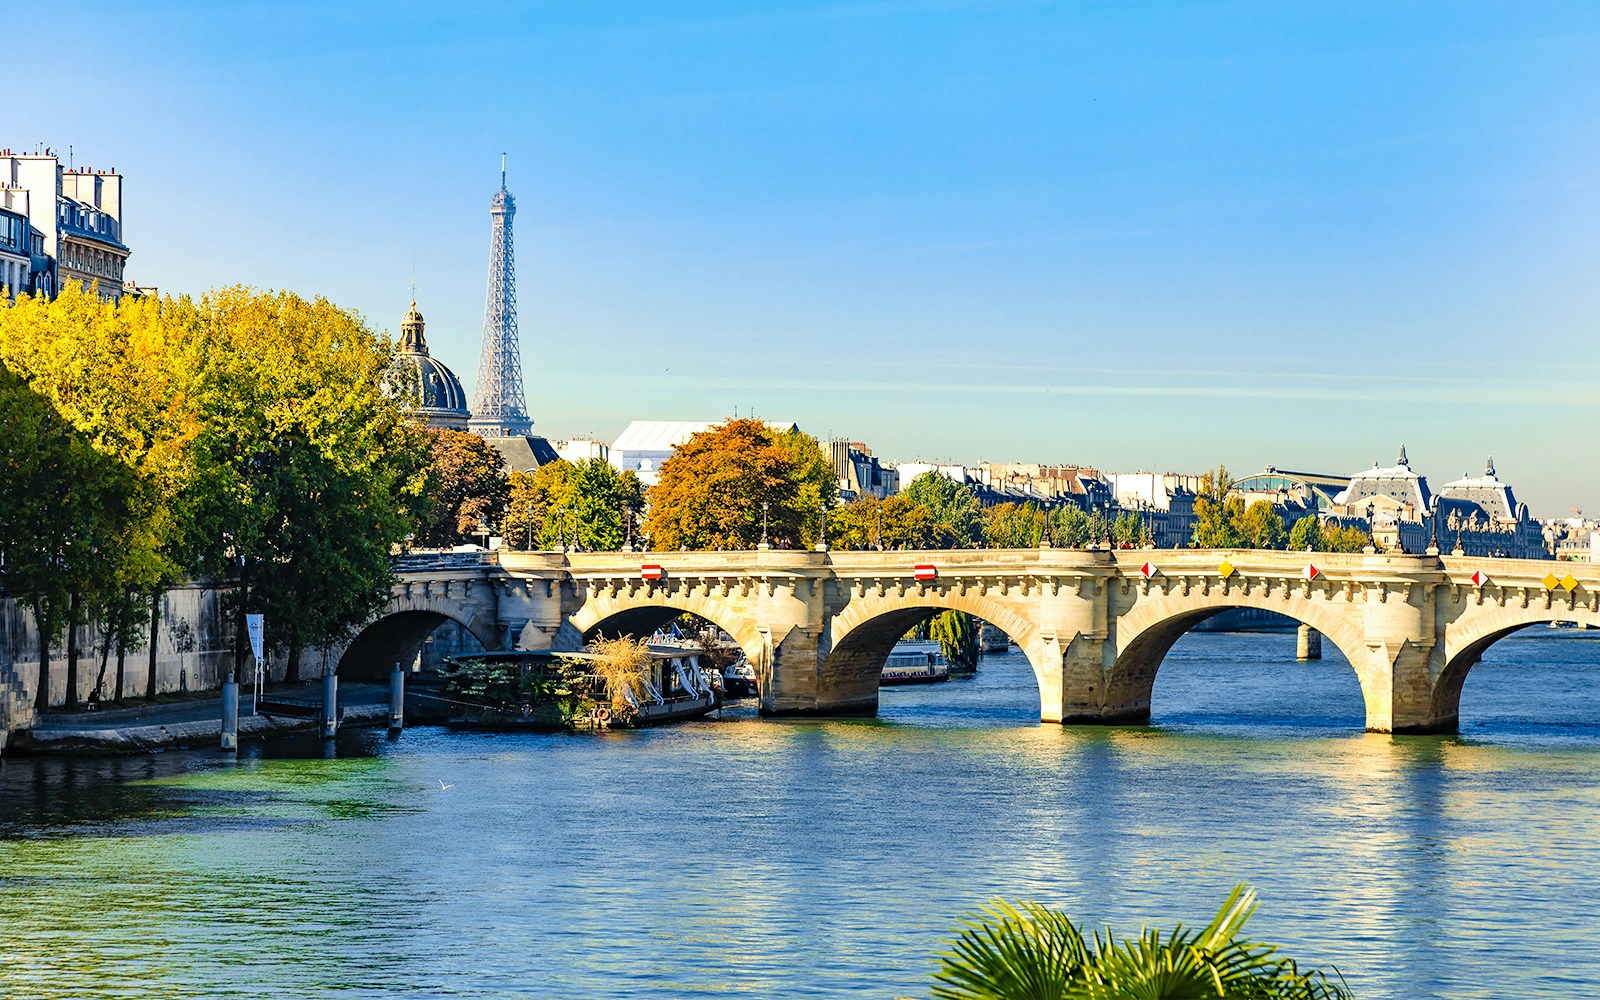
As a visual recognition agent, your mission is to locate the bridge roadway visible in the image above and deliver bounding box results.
[344,547,1600,734]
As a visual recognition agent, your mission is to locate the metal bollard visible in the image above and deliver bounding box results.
[221,680,239,752]
[388,662,405,731]
[321,672,339,738]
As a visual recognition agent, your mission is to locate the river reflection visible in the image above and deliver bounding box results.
[3,630,1599,998]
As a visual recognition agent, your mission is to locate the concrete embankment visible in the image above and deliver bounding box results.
[9,683,393,756]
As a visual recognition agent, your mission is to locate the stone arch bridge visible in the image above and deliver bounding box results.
[351,548,1600,734]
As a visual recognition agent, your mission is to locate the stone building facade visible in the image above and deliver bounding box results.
[0,148,128,301]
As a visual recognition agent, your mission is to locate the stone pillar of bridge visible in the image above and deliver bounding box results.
[1032,553,1131,725]
[755,554,841,716]
[1353,567,1451,733]
[499,553,574,652]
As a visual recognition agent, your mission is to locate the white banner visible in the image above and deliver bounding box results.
[246,614,265,664]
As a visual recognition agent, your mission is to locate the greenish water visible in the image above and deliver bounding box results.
[3,630,1599,998]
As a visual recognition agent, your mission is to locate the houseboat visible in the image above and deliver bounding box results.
[625,641,722,725]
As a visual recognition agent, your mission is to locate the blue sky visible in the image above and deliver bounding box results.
[12,1,1600,512]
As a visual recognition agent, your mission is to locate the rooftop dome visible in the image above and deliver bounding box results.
[390,301,470,431]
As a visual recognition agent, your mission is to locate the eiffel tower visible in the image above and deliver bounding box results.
[468,155,533,438]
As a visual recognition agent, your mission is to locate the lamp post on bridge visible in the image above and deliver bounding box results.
[758,502,771,551]
[816,500,830,552]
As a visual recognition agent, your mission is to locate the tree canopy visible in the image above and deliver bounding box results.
[416,429,509,547]
[643,420,831,550]
[0,286,433,696]
[505,458,644,551]
[900,472,983,548]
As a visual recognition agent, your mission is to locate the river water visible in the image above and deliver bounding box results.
[3,630,1599,999]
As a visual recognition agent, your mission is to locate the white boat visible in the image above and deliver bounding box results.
[881,644,949,685]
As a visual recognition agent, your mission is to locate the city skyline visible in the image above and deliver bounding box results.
[8,1,1599,512]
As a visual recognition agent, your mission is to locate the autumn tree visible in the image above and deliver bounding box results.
[416,428,509,547]
[1321,523,1370,553]
[644,419,819,550]
[0,289,197,707]
[504,458,644,551]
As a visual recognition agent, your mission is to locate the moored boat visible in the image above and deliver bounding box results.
[880,648,950,685]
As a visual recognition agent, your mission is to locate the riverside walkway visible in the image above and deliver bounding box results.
[17,683,391,754]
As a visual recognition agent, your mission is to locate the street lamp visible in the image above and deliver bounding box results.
[817,500,830,552]
[759,502,770,550]
[875,504,883,551]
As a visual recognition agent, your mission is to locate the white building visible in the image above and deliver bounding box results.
[896,462,969,487]
[0,148,128,302]
[556,439,610,465]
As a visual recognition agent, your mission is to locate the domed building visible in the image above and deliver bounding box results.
[389,301,470,431]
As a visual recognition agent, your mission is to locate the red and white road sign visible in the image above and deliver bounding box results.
[1471,569,1488,588]
[1303,563,1320,582]
[640,564,664,581]
[913,564,938,582]
[1140,561,1157,579]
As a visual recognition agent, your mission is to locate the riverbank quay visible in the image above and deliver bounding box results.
[6,683,392,756]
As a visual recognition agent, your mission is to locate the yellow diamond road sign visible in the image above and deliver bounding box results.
[1562,574,1579,592]
[1543,573,1561,591]
[1218,560,1235,579]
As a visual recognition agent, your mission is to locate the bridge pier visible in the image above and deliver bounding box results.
[1296,625,1321,661]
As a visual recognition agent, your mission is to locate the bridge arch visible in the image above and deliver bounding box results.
[565,588,768,677]
[1107,587,1374,728]
[337,594,502,681]
[823,590,1044,716]
[1436,602,1600,729]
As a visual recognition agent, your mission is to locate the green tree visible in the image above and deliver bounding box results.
[929,611,980,674]
[1191,466,1247,549]
[772,429,838,545]
[504,459,645,551]
[0,362,138,710]
[644,419,812,550]
[1046,505,1091,547]
[1288,515,1323,552]
[983,503,1047,548]
[901,472,983,548]
[1322,523,1370,553]
[1112,509,1150,548]
[1242,500,1288,550]
[829,493,940,550]
[416,428,509,547]
[179,288,432,682]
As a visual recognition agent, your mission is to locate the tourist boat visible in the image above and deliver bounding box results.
[880,646,950,685]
